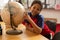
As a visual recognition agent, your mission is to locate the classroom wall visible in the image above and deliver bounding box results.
[0,0,60,23]
[40,9,60,24]
[0,0,9,9]
[40,0,60,8]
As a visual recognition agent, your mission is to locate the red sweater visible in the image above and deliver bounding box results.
[41,23,54,36]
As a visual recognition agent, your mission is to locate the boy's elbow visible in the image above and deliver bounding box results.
[38,29,42,34]
[34,29,42,34]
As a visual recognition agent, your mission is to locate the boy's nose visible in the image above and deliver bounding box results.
[34,9,37,12]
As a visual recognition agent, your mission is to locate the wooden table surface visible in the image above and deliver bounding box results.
[0,22,49,40]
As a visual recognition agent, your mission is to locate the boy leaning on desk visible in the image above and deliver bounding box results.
[22,0,54,39]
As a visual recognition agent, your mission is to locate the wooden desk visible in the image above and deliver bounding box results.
[0,22,49,40]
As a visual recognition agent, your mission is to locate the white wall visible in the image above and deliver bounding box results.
[0,0,9,9]
[0,0,16,9]
[56,0,60,4]
[40,0,60,8]
[40,9,60,24]
[28,0,34,7]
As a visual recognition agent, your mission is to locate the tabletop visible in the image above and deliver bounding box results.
[0,22,49,40]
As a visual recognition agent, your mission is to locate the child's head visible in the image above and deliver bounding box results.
[30,0,43,16]
[31,0,42,11]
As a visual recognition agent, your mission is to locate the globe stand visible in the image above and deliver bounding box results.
[6,25,23,35]
[6,29,23,35]
[5,1,23,35]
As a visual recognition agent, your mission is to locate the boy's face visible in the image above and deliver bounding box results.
[30,4,41,16]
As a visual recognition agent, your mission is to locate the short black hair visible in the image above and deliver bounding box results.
[31,0,43,11]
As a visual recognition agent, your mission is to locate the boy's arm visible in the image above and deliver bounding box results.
[27,16,42,34]
[23,12,43,34]
[25,14,42,34]
[23,23,34,32]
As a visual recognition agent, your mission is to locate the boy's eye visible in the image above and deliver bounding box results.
[37,9,40,11]
[33,7,35,9]
[33,6,40,11]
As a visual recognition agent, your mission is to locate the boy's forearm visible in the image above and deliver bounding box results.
[26,26,33,32]
[27,17,42,34]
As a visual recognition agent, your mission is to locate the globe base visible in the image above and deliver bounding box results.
[6,29,23,35]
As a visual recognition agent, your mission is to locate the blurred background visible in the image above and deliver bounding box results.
[0,0,60,23]
[0,0,60,33]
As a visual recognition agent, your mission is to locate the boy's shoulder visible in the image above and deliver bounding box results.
[38,14,44,19]
[28,12,44,19]
[37,14,44,21]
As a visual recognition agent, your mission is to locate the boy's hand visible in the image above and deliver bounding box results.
[25,23,33,32]
[23,12,31,21]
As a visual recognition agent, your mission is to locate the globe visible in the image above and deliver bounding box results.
[1,1,25,28]
[1,1,25,35]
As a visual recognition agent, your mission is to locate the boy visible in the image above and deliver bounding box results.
[23,0,43,34]
[22,0,54,39]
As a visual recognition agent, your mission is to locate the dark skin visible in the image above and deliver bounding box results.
[24,4,42,34]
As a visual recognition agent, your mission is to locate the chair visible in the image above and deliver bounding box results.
[45,20,56,32]
[52,32,60,40]
[45,20,57,39]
